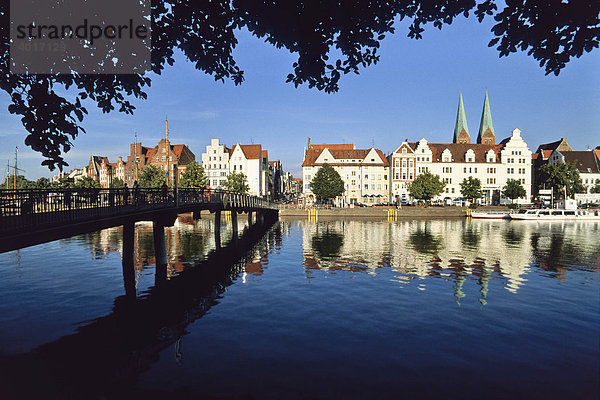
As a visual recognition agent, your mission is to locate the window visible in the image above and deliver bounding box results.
[402,148,407,154]
[161,156,166,162]
[365,175,368,179]
[409,160,414,167]
[162,148,166,153]
[365,184,368,189]
[383,175,387,180]
[371,158,375,162]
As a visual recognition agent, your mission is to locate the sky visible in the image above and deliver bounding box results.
[1,14,599,180]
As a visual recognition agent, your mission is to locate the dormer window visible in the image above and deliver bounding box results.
[402,148,407,154]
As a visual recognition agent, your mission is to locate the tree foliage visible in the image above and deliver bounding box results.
[179,161,208,189]
[73,176,101,189]
[139,165,166,188]
[502,179,526,202]
[110,177,125,189]
[223,171,249,194]
[591,180,600,194]
[407,171,445,203]
[310,163,345,201]
[1,1,598,170]
[539,162,586,198]
[460,177,483,202]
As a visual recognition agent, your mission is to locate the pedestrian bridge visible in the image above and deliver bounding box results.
[0,188,279,254]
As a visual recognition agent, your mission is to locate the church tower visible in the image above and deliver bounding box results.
[477,90,495,145]
[453,93,470,144]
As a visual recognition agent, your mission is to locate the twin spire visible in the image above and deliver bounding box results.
[453,91,495,145]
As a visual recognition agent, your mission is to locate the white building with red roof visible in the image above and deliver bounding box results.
[302,141,390,206]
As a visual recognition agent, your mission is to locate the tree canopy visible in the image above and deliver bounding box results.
[310,163,345,201]
[460,177,483,202]
[591,181,600,194]
[139,165,166,188]
[223,171,249,194]
[502,179,526,203]
[1,1,598,170]
[110,177,125,189]
[407,171,445,203]
[539,162,586,198]
[179,161,209,189]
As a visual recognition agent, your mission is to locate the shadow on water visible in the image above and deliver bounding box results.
[0,220,281,400]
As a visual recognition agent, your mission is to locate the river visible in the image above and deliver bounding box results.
[0,216,598,399]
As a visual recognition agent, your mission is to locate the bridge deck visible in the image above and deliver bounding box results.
[0,188,278,253]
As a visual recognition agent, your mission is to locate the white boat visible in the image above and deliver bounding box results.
[509,208,600,220]
[469,210,511,219]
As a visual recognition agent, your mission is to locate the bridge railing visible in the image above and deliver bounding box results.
[0,188,277,234]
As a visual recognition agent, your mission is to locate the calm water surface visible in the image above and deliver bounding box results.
[0,217,598,399]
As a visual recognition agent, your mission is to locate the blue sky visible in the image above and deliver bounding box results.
[1,15,599,179]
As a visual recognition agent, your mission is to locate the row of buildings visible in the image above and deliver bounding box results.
[54,120,300,200]
[302,92,600,206]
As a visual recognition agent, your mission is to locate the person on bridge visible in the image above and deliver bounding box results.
[123,183,130,205]
[161,182,168,202]
[132,181,140,205]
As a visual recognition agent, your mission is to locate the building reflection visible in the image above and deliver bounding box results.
[298,218,600,303]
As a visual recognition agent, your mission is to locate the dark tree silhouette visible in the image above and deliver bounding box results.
[1,1,598,169]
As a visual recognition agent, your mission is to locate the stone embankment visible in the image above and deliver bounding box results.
[279,206,469,218]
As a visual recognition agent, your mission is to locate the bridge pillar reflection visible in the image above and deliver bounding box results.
[121,222,136,296]
[247,211,253,226]
[153,221,168,285]
[231,210,238,240]
[258,211,265,225]
[214,210,221,248]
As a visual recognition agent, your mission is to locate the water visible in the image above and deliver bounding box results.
[0,217,598,399]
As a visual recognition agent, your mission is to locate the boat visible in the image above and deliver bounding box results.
[509,208,600,220]
[469,210,511,219]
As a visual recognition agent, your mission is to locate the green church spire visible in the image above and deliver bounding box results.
[477,90,495,144]
[453,93,470,143]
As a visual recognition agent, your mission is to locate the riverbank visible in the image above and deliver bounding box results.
[279,206,469,218]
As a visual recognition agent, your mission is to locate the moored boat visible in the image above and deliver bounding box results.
[469,210,511,219]
[509,208,600,220]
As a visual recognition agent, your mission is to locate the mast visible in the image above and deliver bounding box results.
[134,130,138,181]
[14,146,17,190]
[165,116,170,186]
[5,159,8,189]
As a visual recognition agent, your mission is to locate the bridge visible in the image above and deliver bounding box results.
[0,187,279,286]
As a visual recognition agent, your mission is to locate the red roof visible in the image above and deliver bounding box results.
[302,146,389,167]
[309,143,354,151]
[425,143,502,163]
[232,144,262,159]
[262,150,268,160]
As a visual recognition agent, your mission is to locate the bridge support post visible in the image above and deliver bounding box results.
[193,210,202,220]
[231,210,238,239]
[247,211,253,226]
[122,222,136,296]
[153,221,168,285]
[214,210,221,248]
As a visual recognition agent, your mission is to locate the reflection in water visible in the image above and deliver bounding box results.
[1,220,281,399]
[299,218,600,302]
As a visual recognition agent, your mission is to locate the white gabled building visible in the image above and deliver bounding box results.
[229,144,269,197]
[392,93,533,205]
[201,138,231,189]
[411,128,532,205]
[548,150,600,193]
[302,142,390,206]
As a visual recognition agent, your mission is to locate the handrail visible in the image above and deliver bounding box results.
[0,188,278,234]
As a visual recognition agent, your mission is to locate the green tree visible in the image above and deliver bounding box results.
[35,177,51,189]
[539,162,586,198]
[2,1,596,170]
[110,177,125,189]
[2,175,34,189]
[310,163,345,202]
[460,177,483,203]
[50,177,75,189]
[502,179,527,205]
[407,172,446,204]
[590,181,600,194]
[179,161,209,189]
[73,176,101,189]
[223,171,249,194]
[139,165,166,188]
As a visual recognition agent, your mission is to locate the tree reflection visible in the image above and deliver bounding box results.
[409,226,443,255]
[311,230,344,260]
[461,225,481,250]
[503,226,523,245]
